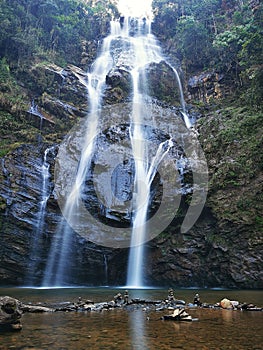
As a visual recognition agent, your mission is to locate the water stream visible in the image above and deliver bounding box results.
[123,16,190,287]
[26,146,55,285]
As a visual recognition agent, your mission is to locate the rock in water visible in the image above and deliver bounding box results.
[0,296,23,331]
[162,308,198,322]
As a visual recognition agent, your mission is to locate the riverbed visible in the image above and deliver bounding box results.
[0,288,262,349]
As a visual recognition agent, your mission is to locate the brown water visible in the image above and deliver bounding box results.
[0,288,262,350]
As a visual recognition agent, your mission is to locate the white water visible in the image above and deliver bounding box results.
[37,147,54,234]
[42,13,190,287]
[124,17,190,287]
[27,146,54,285]
[42,23,119,287]
[28,100,45,130]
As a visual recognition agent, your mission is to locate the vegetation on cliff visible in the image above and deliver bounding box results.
[0,0,261,155]
[0,0,117,68]
[152,0,262,109]
[198,105,262,232]
[150,0,263,242]
[0,0,118,156]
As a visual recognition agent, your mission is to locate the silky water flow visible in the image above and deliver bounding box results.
[42,15,191,287]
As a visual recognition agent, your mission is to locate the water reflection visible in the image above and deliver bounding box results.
[221,309,236,323]
[0,288,262,349]
[129,309,148,349]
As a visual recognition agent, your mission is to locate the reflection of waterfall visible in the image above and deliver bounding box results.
[26,146,55,286]
[43,11,190,286]
[103,254,108,286]
[129,310,148,349]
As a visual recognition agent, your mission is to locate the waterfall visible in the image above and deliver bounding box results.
[124,16,190,287]
[103,254,108,286]
[28,100,44,130]
[26,146,54,285]
[37,147,55,235]
[43,7,191,287]
[42,22,121,287]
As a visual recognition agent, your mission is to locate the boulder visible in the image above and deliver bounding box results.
[0,296,23,331]
[220,298,233,309]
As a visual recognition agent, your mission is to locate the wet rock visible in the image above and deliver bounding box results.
[0,296,23,331]
[105,68,132,103]
[144,61,181,105]
[162,308,198,322]
[187,71,224,102]
[20,304,55,313]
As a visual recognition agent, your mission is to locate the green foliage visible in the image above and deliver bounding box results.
[0,58,11,84]
[0,0,117,68]
[176,16,214,69]
[204,106,263,186]
[153,0,263,108]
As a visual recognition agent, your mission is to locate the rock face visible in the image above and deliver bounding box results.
[147,207,262,289]
[187,71,225,102]
[28,63,89,126]
[145,61,181,105]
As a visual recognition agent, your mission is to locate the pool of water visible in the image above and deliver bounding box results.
[0,288,262,349]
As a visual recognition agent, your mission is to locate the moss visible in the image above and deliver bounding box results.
[198,103,262,231]
[0,195,6,210]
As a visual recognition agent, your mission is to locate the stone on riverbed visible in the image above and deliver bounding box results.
[21,304,55,313]
[0,296,23,331]
[162,308,198,322]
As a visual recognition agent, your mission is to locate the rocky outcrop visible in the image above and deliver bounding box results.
[28,64,88,127]
[147,207,263,289]
[105,67,132,103]
[104,60,182,105]
[145,61,181,105]
[187,71,224,102]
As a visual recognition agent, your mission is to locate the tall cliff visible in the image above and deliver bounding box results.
[0,0,262,288]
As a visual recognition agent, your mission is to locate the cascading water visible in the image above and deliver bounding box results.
[42,1,191,287]
[42,22,120,287]
[28,100,45,130]
[37,147,55,237]
[122,17,191,287]
[26,146,55,285]
[103,254,109,286]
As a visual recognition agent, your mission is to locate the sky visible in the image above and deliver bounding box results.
[117,0,153,19]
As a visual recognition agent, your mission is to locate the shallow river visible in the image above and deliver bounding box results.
[0,288,262,350]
